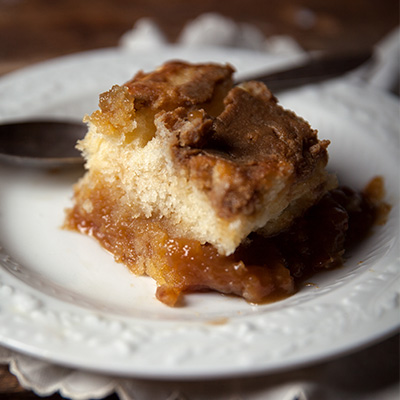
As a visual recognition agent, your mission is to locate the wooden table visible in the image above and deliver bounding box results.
[0,0,398,398]
[1,0,399,77]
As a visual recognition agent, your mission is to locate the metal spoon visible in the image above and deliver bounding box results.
[0,51,372,168]
[0,120,86,168]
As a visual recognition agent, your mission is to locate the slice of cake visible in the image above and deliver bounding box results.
[65,61,338,306]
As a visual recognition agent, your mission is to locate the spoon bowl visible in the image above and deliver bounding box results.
[0,120,86,168]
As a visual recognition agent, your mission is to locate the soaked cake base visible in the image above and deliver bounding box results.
[65,177,386,306]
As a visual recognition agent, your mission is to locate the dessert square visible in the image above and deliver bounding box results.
[65,61,344,306]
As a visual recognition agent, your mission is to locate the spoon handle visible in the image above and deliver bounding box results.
[236,50,372,92]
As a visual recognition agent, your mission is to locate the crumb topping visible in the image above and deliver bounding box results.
[159,80,329,219]
[125,61,234,113]
[85,61,330,220]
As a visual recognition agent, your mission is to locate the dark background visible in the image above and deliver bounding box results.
[1,0,399,76]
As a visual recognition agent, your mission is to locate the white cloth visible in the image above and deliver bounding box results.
[120,13,305,56]
[365,26,400,93]
[1,334,399,399]
[1,13,399,400]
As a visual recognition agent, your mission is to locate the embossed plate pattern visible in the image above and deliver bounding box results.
[0,46,399,379]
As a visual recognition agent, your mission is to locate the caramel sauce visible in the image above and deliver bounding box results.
[65,177,389,307]
[156,236,294,306]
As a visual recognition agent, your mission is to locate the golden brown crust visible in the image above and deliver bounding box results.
[86,61,234,146]
[125,61,234,112]
[158,79,329,219]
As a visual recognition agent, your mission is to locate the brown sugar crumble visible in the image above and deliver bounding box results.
[65,61,390,307]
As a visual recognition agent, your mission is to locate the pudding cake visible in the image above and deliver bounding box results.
[65,61,380,306]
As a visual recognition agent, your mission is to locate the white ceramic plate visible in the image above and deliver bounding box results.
[0,46,399,380]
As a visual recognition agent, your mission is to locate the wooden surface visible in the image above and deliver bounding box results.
[1,0,399,76]
[0,0,398,398]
